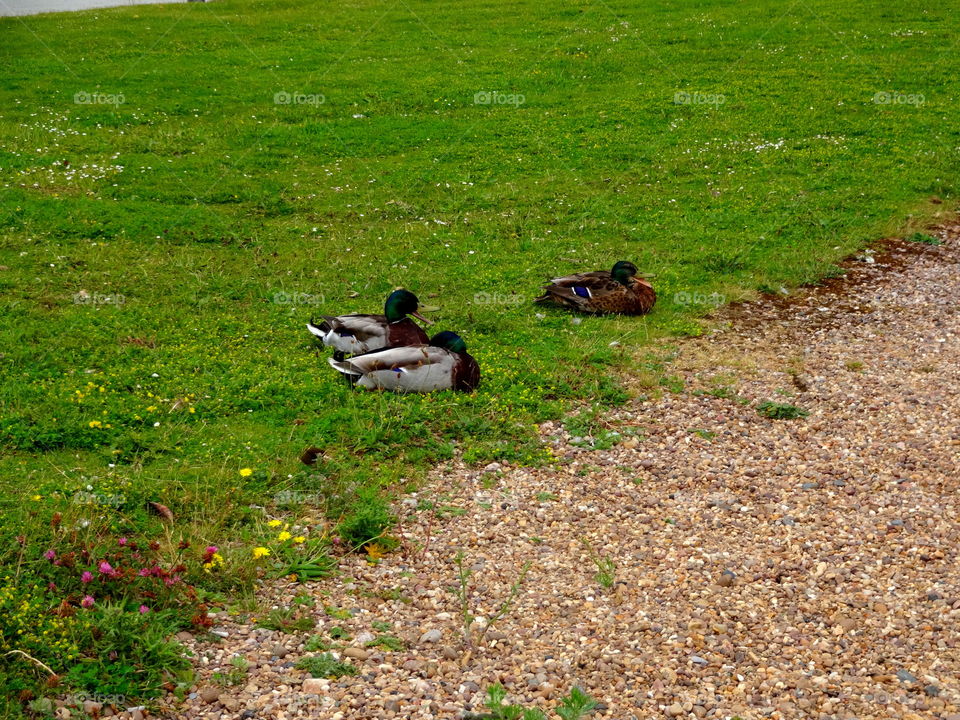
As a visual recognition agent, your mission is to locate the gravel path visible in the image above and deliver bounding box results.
[164,222,959,720]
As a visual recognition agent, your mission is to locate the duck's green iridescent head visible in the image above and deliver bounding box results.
[611,260,639,285]
[384,289,431,324]
[429,331,467,353]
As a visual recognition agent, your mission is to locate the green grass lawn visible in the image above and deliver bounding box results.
[1,0,958,712]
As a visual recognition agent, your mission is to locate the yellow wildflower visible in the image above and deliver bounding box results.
[267,519,282,527]
[252,547,270,559]
[239,468,253,477]
[293,536,306,544]
[277,531,291,542]
[203,553,225,572]
[365,543,386,561]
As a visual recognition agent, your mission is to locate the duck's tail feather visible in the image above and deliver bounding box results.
[307,318,332,338]
[327,356,362,376]
[534,287,586,309]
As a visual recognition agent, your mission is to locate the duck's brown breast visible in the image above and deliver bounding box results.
[453,353,481,392]
[387,319,430,347]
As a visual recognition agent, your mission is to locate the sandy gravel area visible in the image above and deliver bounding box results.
[163,221,960,720]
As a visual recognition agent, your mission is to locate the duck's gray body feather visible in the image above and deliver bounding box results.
[328,345,466,393]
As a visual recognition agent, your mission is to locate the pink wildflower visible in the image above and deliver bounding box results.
[81,571,94,583]
[81,595,95,609]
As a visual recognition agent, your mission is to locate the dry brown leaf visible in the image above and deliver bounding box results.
[147,502,174,522]
[299,446,324,466]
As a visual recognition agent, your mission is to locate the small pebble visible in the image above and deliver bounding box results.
[419,629,442,643]
[343,647,370,661]
[302,678,326,694]
[717,570,736,587]
[896,669,918,683]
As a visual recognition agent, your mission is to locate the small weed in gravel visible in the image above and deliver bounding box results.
[454,552,531,653]
[467,684,598,720]
[367,634,405,651]
[659,375,685,393]
[369,588,409,603]
[581,539,617,589]
[324,605,353,620]
[213,657,249,687]
[907,232,943,245]
[757,401,810,420]
[295,653,358,679]
[304,635,330,652]
[565,409,623,450]
[337,490,395,549]
[695,381,745,401]
[255,608,315,633]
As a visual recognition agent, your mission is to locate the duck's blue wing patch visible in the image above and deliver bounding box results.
[573,286,591,298]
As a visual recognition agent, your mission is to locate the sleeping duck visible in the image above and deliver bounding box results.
[534,260,656,315]
[307,289,431,361]
[327,331,480,393]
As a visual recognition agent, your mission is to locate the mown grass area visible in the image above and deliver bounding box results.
[1,0,958,713]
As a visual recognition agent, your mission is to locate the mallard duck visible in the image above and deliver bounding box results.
[307,289,431,360]
[534,260,655,315]
[327,331,480,393]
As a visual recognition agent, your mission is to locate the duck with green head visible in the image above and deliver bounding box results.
[307,289,432,361]
[327,331,480,393]
[534,260,655,315]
